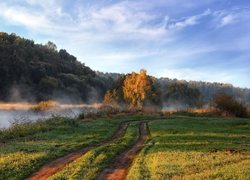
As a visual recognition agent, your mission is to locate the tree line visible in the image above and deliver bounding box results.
[103,69,202,109]
[0,32,249,114]
[0,32,113,102]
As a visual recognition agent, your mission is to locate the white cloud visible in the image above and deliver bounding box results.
[0,1,75,34]
[167,9,211,30]
[0,1,169,40]
[219,14,236,27]
[76,2,168,39]
[169,16,198,29]
[2,6,50,29]
[213,7,250,28]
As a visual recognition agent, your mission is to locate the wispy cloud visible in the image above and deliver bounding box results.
[0,1,169,41]
[213,6,250,28]
[0,0,250,87]
[167,9,211,30]
[0,1,74,34]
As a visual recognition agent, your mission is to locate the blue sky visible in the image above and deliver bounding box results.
[0,0,250,88]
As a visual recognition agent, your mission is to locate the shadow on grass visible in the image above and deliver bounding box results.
[147,116,250,153]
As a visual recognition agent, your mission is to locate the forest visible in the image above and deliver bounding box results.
[0,32,250,107]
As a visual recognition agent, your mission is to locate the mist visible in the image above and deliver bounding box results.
[0,83,105,129]
[0,102,102,128]
[162,101,192,112]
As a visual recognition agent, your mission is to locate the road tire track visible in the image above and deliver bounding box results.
[29,117,162,179]
[97,121,150,180]
[28,121,129,180]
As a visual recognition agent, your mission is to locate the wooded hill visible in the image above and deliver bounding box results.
[0,32,249,106]
[0,32,113,103]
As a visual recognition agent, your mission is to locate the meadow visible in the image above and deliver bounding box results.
[0,113,249,179]
[128,116,250,179]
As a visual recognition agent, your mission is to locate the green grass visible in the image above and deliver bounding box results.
[0,117,79,142]
[49,122,139,180]
[1,114,249,180]
[0,118,117,179]
[127,116,250,180]
[0,114,159,180]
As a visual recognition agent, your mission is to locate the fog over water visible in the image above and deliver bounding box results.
[0,109,80,128]
[0,103,101,128]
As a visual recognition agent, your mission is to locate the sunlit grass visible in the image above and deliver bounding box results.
[2,114,247,179]
[127,117,250,179]
[0,114,159,179]
[0,151,46,180]
[128,150,249,179]
[0,118,119,179]
[49,123,139,180]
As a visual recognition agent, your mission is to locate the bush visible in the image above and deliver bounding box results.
[99,104,121,115]
[213,93,247,118]
[142,106,161,114]
[78,113,85,119]
[32,100,60,111]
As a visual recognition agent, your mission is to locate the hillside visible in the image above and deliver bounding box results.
[0,32,113,103]
[0,32,249,105]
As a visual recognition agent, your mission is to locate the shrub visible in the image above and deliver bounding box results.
[213,93,247,118]
[32,100,60,111]
[142,106,161,114]
[78,113,85,119]
[99,104,121,115]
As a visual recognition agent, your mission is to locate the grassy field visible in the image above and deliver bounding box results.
[127,116,250,179]
[0,114,157,179]
[0,114,249,179]
[49,122,139,180]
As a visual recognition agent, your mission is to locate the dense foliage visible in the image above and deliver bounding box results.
[0,32,249,109]
[0,32,113,102]
[162,82,202,108]
[213,93,247,117]
[158,78,250,105]
[103,70,161,109]
[123,70,152,108]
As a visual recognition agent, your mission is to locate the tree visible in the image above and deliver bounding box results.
[0,32,109,102]
[148,77,161,106]
[123,69,152,108]
[213,93,247,117]
[38,76,59,94]
[45,41,57,51]
[103,89,118,105]
[163,82,202,108]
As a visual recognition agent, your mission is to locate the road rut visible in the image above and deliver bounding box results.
[29,121,129,180]
[97,121,149,180]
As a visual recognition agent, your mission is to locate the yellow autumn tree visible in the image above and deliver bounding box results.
[123,69,152,108]
[103,89,118,105]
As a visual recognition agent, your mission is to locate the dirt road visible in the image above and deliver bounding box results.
[97,121,149,180]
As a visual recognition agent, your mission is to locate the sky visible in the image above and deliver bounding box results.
[0,0,250,88]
